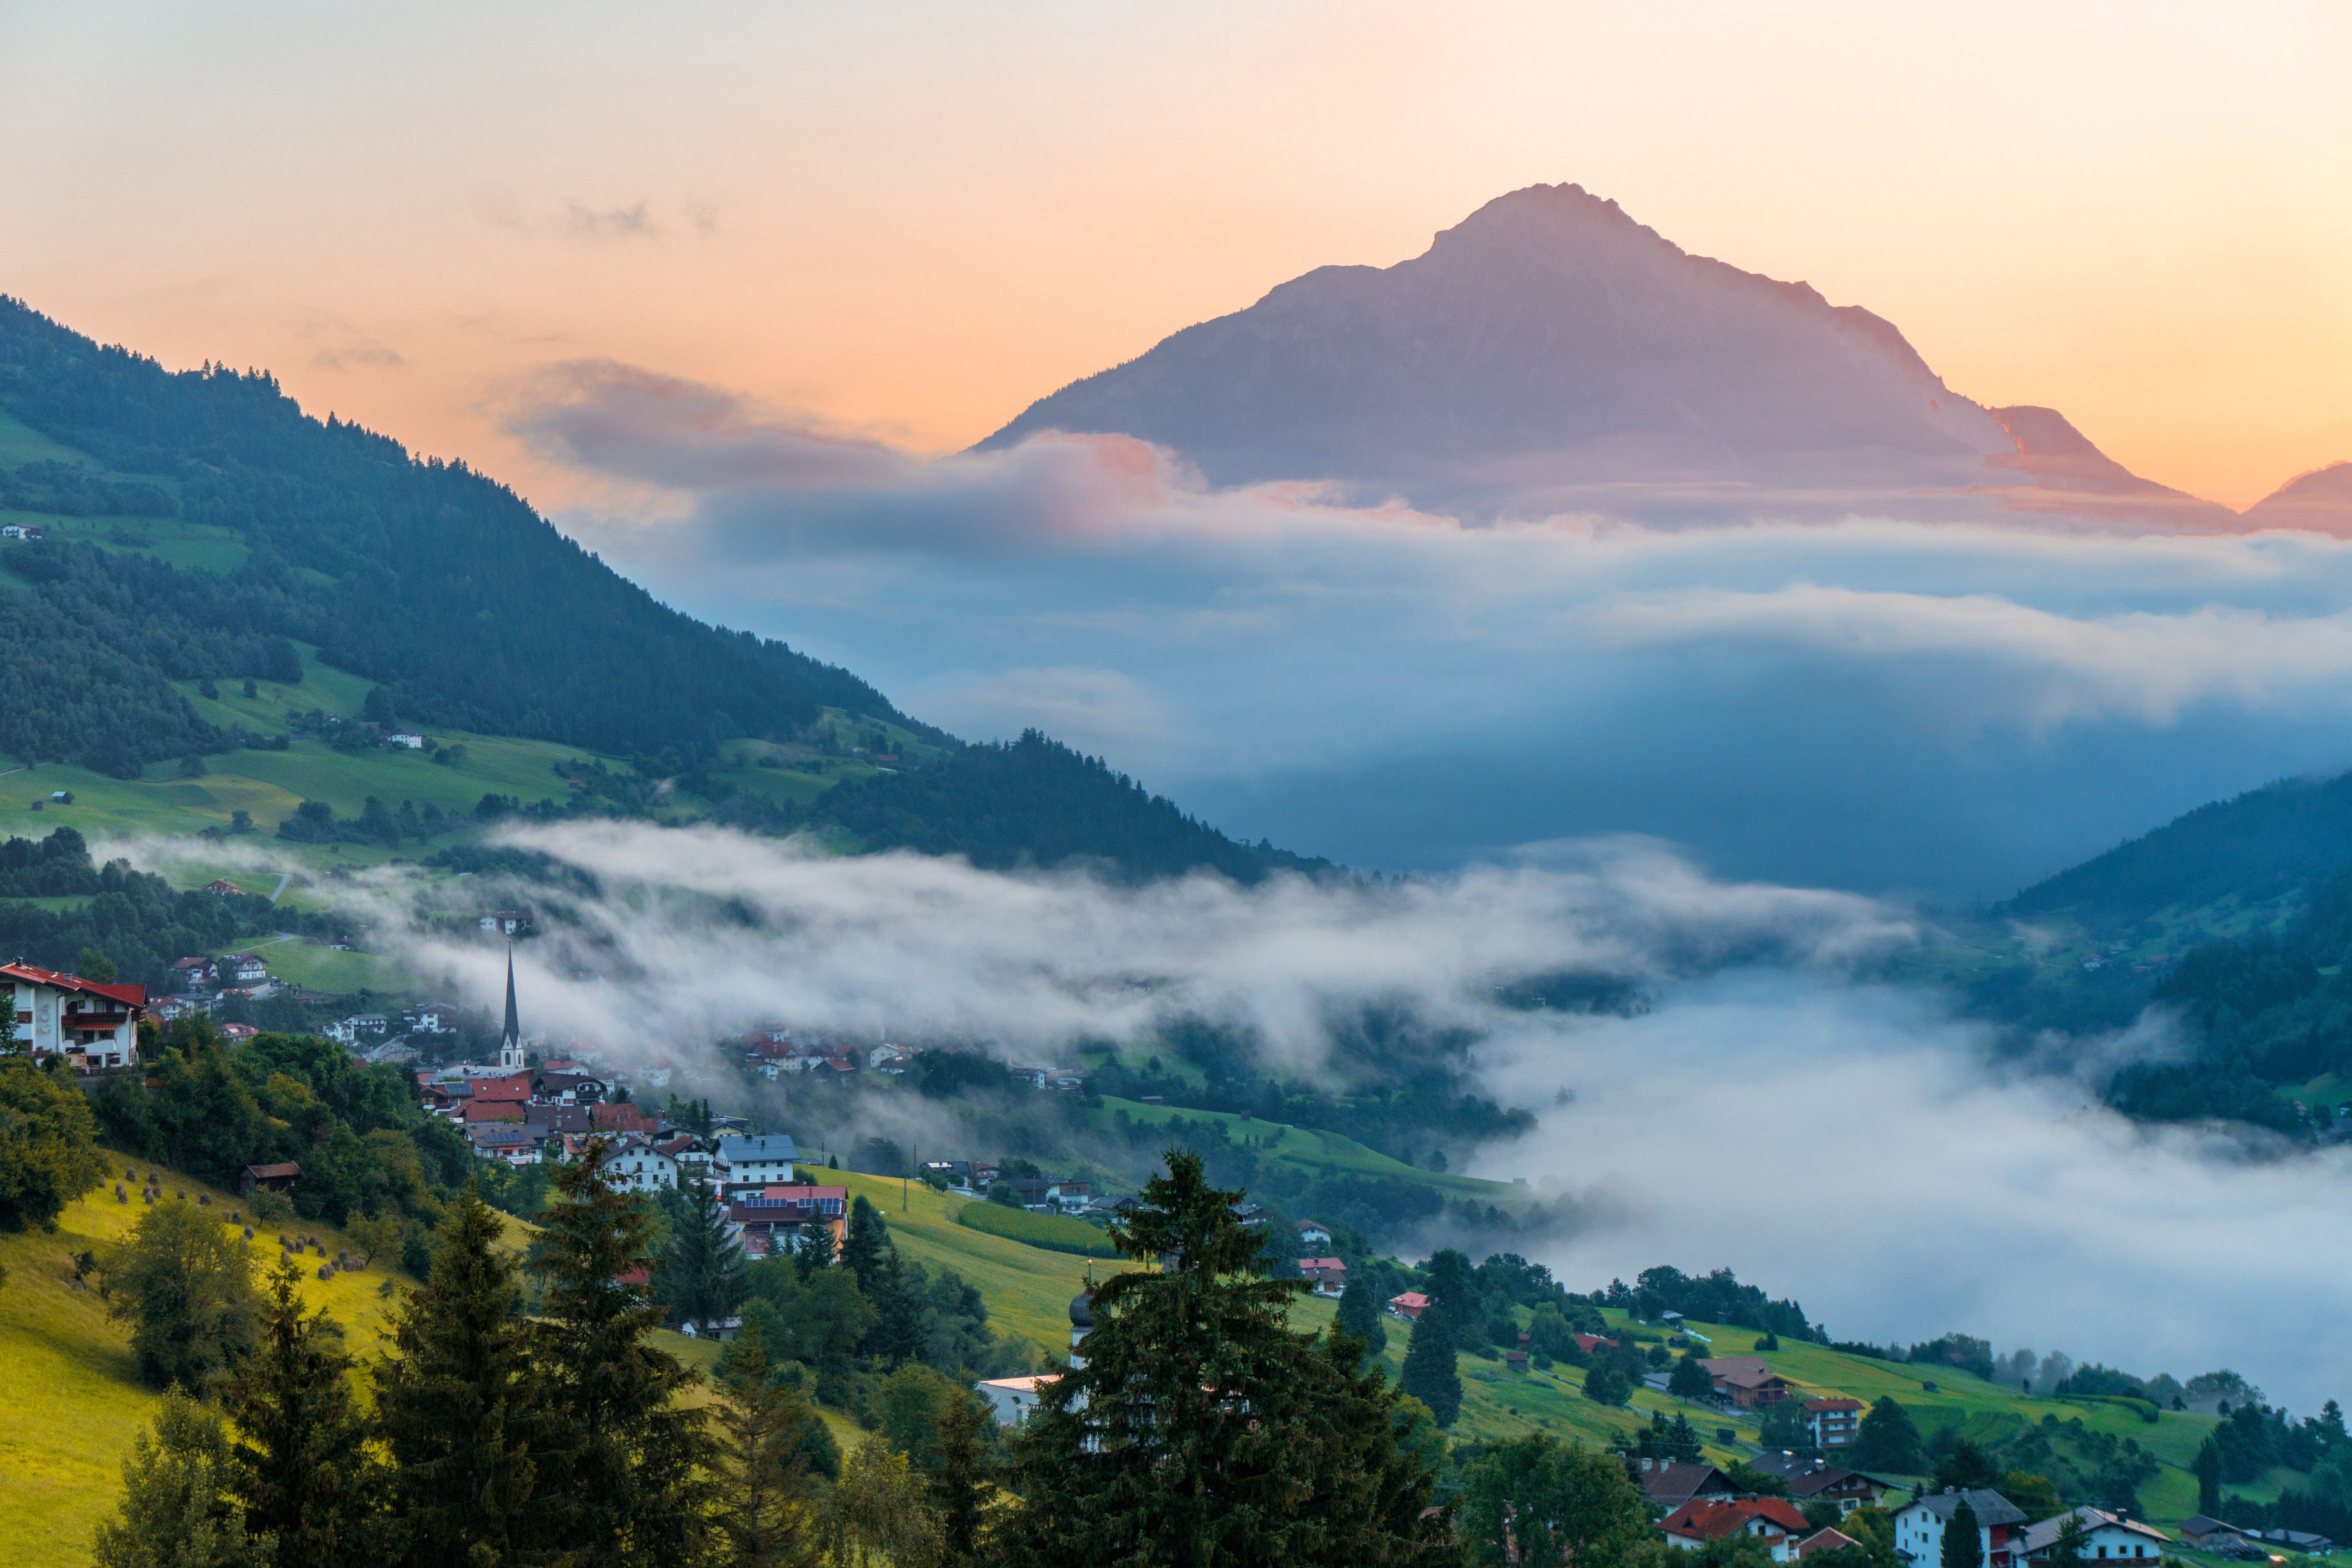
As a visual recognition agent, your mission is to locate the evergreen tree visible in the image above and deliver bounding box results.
[2196,1435,2224,1516]
[1668,1412,1704,1464]
[662,1176,748,1330]
[1851,1396,1926,1475]
[91,1388,266,1568]
[1336,1272,1389,1362]
[992,1149,1452,1566]
[1399,1306,1463,1428]
[793,1215,837,1278]
[841,1195,892,1296]
[372,1184,542,1567]
[712,1315,817,1568]
[531,1138,717,1567]
[227,1258,375,1567]
[1422,1249,1479,1355]
[932,1391,997,1568]
[1669,1352,1715,1399]
[1943,1501,1984,1568]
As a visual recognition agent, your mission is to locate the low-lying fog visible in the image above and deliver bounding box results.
[129,822,2352,1410]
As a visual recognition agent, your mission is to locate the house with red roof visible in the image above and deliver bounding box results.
[2,959,148,1069]
[1299,1257,1347,1296]
[1387,1291,1430,1320]
[1806,1396,1864,1448]
[1661,1498,1812,1561]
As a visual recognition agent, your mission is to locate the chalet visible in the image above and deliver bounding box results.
[716,1134,798,1186]
[977,1374,1061,1426]
[1894,1490,2029,1568]
[154,995,209,1022]
[411,1002,463,1033]
[2178,1519,2248,1551]
[1798,1529,1865,1561]
[220,1022,259,1040]
[0,523,45,540]
[531,1070,605,1103]
[241,1161,299,1197]
[526,1103,593,1141]
[204,880,245,897]
[1748,1456,1893,1515]
[593,1102,657,1138]
[170,956,216,986]
[2022,1508,2172,1564]
[472,1074,532,1107]
[464,1099,527,1126]
[325,1013,388,1045]
[657,1133,715,1173]
[1661,1498,1812,1561]
[1635,1461,1740,1513]
[721,1186,848,1258]
[3,959,147,1069]
[594,1136,678,1193]
[1299,1257,1347,1296]
[1806,1397,1864,1448]
[225,953,270,985]
[388,731,424,749]
[1387,1291,1430,1320]
[1700,1356,1797,1407]
[1296,1219,1334,1249]
[468,1123,539,1164]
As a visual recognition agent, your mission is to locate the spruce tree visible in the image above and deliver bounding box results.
[372,1183,542,1567]
[227,1258,375,1567]
[91,1388,264,1568]
[933,1392,996,1568]
[711,1315,816,1568]
[2196,1435,2223,1516]
[1335,1272,1388,1362]
[662,1176,748,1330]
[793,1215,837,1278]
[840,1195,891,1296]
[1423,1250,1479,1355]
[531,1137,717,1567]
[992,1149,1451,1566]
[1943,1500,1984,1568]
[1399,1307,1463,1428]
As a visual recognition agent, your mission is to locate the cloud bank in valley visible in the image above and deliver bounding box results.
[515,363,2352,897]
[130,822,2352,1409]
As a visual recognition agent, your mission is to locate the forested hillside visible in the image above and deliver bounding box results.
[1998,771,2352,931]
[0,296,906,766]
[0,298,1327,882]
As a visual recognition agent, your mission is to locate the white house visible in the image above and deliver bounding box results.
[1895,1491,2030,1568]
[595,1136,679,1192]
[2022,1508,2172,1564]
[717,1134,798,1187]
[226,953,270,985]
[325,1013,388,1046]
[1296,1219,1334,1249]
[977,1374,1062,1426]
[3,960,146,1069]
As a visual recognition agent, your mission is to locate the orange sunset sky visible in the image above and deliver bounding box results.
[3,0,2347,514]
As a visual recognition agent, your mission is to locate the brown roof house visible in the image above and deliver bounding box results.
[1700,1356,1797,1407]
[241,1161,299,1197]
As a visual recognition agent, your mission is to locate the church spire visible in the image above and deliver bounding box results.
[499,943,524,1071]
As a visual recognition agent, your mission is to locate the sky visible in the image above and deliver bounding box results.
[3,0,2349,514]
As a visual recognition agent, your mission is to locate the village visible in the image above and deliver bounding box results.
[8,946,2337,1566]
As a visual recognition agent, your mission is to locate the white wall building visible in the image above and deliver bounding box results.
[596,1138,678,1192]
[717,1134,798,1187]
[4,960,145,1069]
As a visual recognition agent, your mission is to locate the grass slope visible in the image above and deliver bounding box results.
[1093,1094,1526,1204]
[0,1149,468,1566]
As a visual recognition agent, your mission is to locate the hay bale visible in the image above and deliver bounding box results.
[242,1228,254,1239]
[318,1264,336,1280]
[197,1194,210,1206]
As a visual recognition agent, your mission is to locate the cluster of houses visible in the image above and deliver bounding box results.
[740,1029,1090,1093]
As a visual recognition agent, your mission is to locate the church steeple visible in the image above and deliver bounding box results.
[498,944,525,1072]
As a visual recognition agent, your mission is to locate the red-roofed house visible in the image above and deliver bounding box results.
[594,1102,657,1137]
[1798,1528,1863,1561]
[472,1074,532,1105]
[1387,1291,1430,1320]
[1299,1258,1347,1296]
[1572,1332,1620,1354]
[465,1099,527,1125]
[2,960,148,1069]
[1661,1499,1812,1561]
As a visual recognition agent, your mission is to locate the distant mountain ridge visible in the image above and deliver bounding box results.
[978,184,2259,531]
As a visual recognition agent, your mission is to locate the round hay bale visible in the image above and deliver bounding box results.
[197,1194,210,1206]
[318,1264,335,1280]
